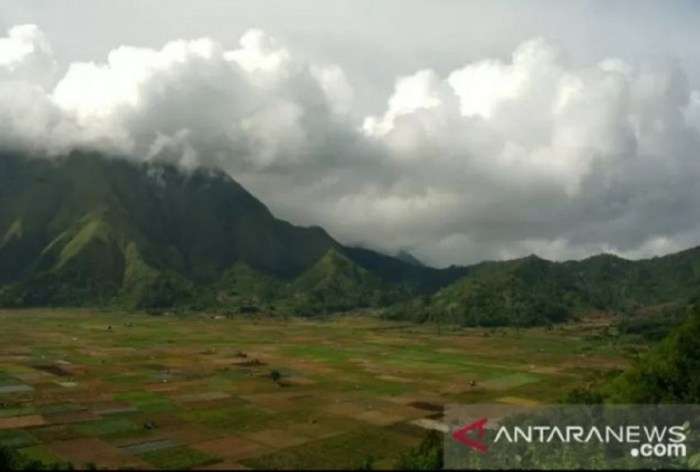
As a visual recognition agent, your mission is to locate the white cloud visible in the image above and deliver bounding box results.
[0,24,56,87]
[225,28,292,78]
[2,24,700,267]
[311,64,354,116]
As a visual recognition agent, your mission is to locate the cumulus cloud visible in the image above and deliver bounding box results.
[1,24,700,267]
[351,38,700,265]
[0,24,56,86]
[0,25,353,169]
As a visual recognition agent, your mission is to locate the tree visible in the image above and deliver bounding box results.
[609,302,700,403]
[356,455,375,470]
[562,387,603,404]
[0,446,74,470]
[395,430,443,470]
[0,447,19,470]
[270,370,282,384]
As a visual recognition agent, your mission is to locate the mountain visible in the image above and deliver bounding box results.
[395,250,425,267]
[0,150,459,311]
[3,149,700,324]
[278,248,403,314]
[385,250,700,326]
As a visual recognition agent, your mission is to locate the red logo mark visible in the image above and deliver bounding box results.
[453,417,489,453]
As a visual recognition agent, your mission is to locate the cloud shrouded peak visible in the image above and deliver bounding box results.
[1,24,700,267]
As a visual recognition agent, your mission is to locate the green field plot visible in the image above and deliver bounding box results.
[0,372,22,387]
[0,406,36,418]
[282,345,351,364]
[356,381,415,397]
[478,372,545,390]
[72,418,143,438]
[137,445,219,470]
[16,444,70,468]
[179,403,275,434]
[241,426,420,469]
[114,391,179,413]
[0,429,38,448]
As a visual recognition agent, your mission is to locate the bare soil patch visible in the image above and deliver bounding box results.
[47,437,153,469]
[31,425,83,442]
[353,409,405,426]
[242,428,312,449]
[0,415,46,429]
[407,401,443,412]
[163,424,226,445]
[194,459,250,470]
[44,410,98,425]
[192,435,272,460]
[173,391,231,403]
[33,365,71,377]
[321,402,370,418]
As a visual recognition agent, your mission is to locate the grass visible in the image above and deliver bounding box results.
[357,382,415,396]
[479,372,546,390]
[178,403,275,433]
[283,345,350,364]
[137,446,219,470]
[38,403,85,415]
[72,418,143,437]
[0,371,20,386]
[101,373,156,386]
[242,426,417,469]
[0,406,36,418]
[0,429,38,448]
[17,445,70,467]
[114,391,179,413]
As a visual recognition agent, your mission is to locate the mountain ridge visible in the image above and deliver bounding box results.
[2,149,700,325]
[0,150,460,311]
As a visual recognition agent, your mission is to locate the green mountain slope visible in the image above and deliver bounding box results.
[279,248,404,314]
[386,249,700,326]
[3,149,700,323]
[0,150,451,311]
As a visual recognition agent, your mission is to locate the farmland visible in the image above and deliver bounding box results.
[0,309,637,470]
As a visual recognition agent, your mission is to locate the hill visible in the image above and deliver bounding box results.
[608,300,700,403]
[0,150,459,312]
[385,250,700,326]
[3,149,700,324]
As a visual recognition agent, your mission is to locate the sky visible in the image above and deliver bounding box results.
[2,0,700,267]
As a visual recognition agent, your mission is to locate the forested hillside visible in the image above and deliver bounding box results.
[2,150,700,325]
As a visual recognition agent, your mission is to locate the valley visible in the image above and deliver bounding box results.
[2,5,700,469]
[0,309,637,470]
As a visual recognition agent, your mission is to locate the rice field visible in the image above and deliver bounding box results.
[0,309,634,470]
